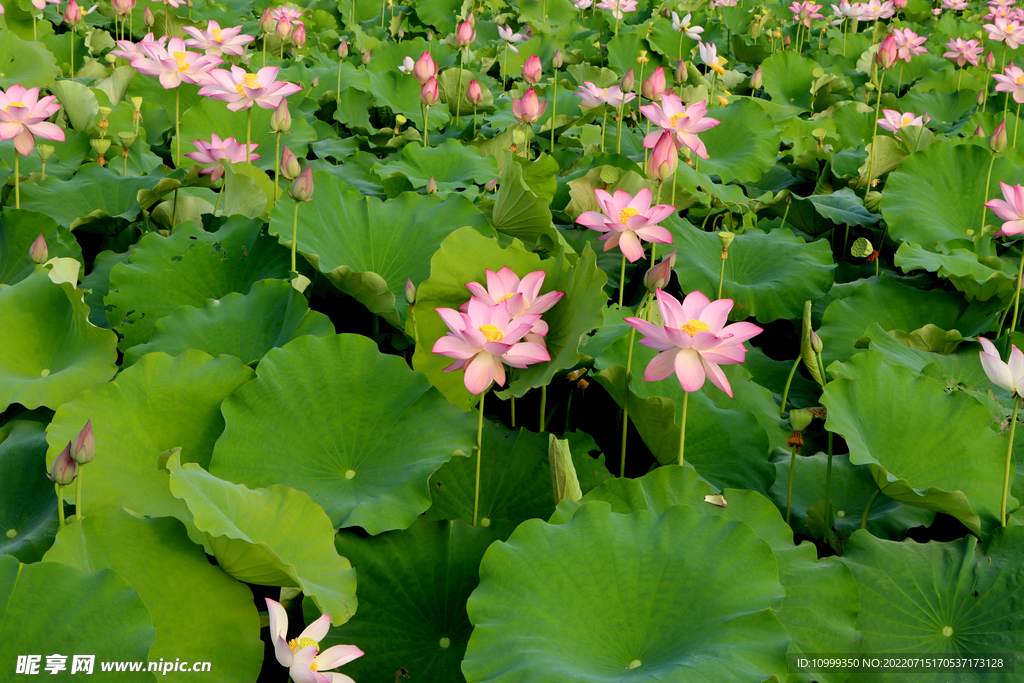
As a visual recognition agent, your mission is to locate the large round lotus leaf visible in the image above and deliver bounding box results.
[373,139,499,193]
[0,27,60,88]
[816,276,968,365]
[463,502,790,683]
[894,242,1017,304]
[0,418,58,562]
[43,508,263,683]
[123,279,335,367]
[105,218,291,350]
[45,350,254,522]
[82,250,130,328]
[761,51,821,114]
[840,527,1024,676]
[210,333,473,534]
[267,172,489,327]
[769,451,935,540]
[881,141,1024,251]
[697,98,780,184]
[0,268,118,411]
[668,219,835,323]
[167,454,357,625]
[585,304,775,494]
[412,227,607,410]
[0,553,156,682]
[821,351,1011,535]
[0,210,82,286]
[309,518,510,683]
[549,466,862,683]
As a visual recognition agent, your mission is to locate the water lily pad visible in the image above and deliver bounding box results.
[463,501,790,682]
[373,139,498,192]
[44,508,263,683]
[0,209,82,286]
[123,279,335,367]
[0,418,58,563]
[0,268,118,411]
[210,333,474,534]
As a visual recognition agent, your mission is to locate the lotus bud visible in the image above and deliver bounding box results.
[399,28,405,40]
[71,420,95,464]
[455,18,475,46]
[553,49,563,69]
[292,22,306,48]
[421,76,439,106]
[789,408,813,432]
[63,0,82,25]
[644,249,677,291]
[289,165,314,202]
[47,443,78,485]
[280,145,301,180]
[719,230,735,252]
[276,17,292,42]
[892,0,906,8]
[413,52,437,84]
[646,131,678,181]
[259,7,274,33]
[675,59,687,83]
[985,50,996,70]
[143,3,154,26]
[362,48,372,65]
[485,177,498,192]
[990,120,1007,153]
[750,65,763,89]
[549,435,582,503]
[974,124,985,137]
[405,278,416,305]
[270,100,292,133]
[783,34,791,47]
[810,330,823,353]
[977,90,986,106]
[616,68,634,95]
[467,79,483,105]
[29,233,48,264]
[426,175,437,194]
[37,144,55,161]
[522,55,542,84]
[337,38,349,58]
[875,35,897,70]
[642,66,665,101]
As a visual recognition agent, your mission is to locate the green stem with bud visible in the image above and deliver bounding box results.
[620,292,650,478]
[456,49,465,126]
[14,152,19,209]
[274,132,282,200]
[780,356,800,416]
[56,484,66,529]
[291,201,300,273]
[473,391,484,526]
[1003,396,1020,526]
[75,468,84,523]
[678,390,689,467]
[865,70,885,192]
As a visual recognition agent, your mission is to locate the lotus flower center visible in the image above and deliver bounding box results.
[172,52,192,72]
[4,102,26,112]
[212,28,223,41]
[669,113,685,126]
[619,207,640,224]
[901,115,914,125]
[478,324,504,343]
[289,637,319,655]
[680,319,710,336]
[1017,74,1024,85]
[236,73,262,95]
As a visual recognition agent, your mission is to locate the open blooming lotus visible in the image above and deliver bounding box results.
[943,37,983,66]
[596,0,638,18]
[460,268,566,344]
[184,134,259,181]
[789,1,825,26]
[512,87,546,123]
[182,20,255,57]
[576,188,674,262]
[198,65,302,111]
[432,298,550,394]
[985,182,1024,236]
[576,82,611,109]
[31,0,59,11]
[698,41,727,74]
[266,599,362,683]
[111,33,167,61]
[891,28,928,61]
[671,11,704,40]
[985,17,1024,47]
[979,337,1024,397]
[0,85,65,156]
[498,24,526,53]
[130,37,223,88]
[270,5,304,24]
[624,289,762,396]
[640,93,720,159]
[993,65,1024,103]
[877,109,929,135]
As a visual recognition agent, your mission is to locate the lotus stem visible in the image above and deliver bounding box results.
[678,390,689,467]
[817,350,835,547]
[539,385,547,432]
[291,201,300,273]
[13,152,19,209]
[786,444,797,524]
[615,101,625,154]
[246,106,252,163]
[70,30,75,81]
[718,249,726,299]
[1004,244,1024,360]
[336,59,343,117]
[175,87,181,167]
[473,392,484,526]
[33,14,37,41]
[281,39,285,59]
[957,67,963,92]
[166,7,171,37]
[456,50,465,127]
[171,189,179,228]
[618,252,626,306]
[860,488,881,530]
[982,148,997,234]
[56,484,65,529]
[424,105,430,146]
[213,181,223,215]
[564,389,572,433]
[1015,101,1021,149]
[274,132,282,200]
[75,467,84,523]
[503,48,508,89]
[600,104,608,152]
[551,70,557,150]
[865,70,885,192]
[510,397,516,427]
[897,63,903,95]
[780,356,800,416]
[621,292,649,478]
[350,0,355,27]
[381,0,385,27]
[1002,395,1021,526]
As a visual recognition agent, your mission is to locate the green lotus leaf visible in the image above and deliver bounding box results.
[210,333,473,533]
[549,466,862,683]
[900,87,978,128]
[698,98,781,184]
[267,171,489,327]
[804,187,881,227]
[816,276,967,365]
[310,518,510,683]
[0,418,58,562]
[769,451,935,540]
[881,141,1024,251]
[821,351,1012,535]
[105,218,291,350]
[0,27,60,88]
[0,268,118,411]
[668,219,835,323]
[490,156,562,249]
[463,501,791,683]
[48,80,100,137]
[367,65,451,131]
[761,51,821,113]
[166,453,357,625]
[17,164,171,229]
[894,242,1017,304]
[81,250,129,329]
[0,210,83,286]
[839,527,1024,673]
[412,227,607,410]
[44,508,263,683]
[373,139,498,192]
[217,160,276,219]
[123,279,334,367]
[45,350,254,522]
[0,554,156,682]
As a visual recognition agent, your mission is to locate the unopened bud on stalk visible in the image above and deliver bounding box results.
[875,35,898,70]
[47,443,78,485]
[293,22,307,48]
[750,65,763,89]
[280,145,301,179]
[259,7,274,33]
[620,67,635,93]
[974,124,985,137]
[643,249,677,291]
[270,100,292,133]
[426,175,437,194]
[421,76,439,106]
[362,48,372,65]
[289,165,314,202]
[276,17,292,42]
[810,330,823,353]
[553,49,563,69]
[522,55,542,84]
[405,278,416,305]
[467,79,483,105]
[985,50,996,70]
[990,120,1007,153]
[29,233,48,264]
[143,3,154,25]
[977,89,987,106]
[71,420,95,464]
[642,66,666,101]
[337,38,349,58]
[675,59,687,83]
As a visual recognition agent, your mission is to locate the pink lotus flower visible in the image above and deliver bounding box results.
[875,34,898,70]
[624,289,762,396]
[789,0,824,26]
[413,52,437,84]
[110,33,168,61]
[398,56,415,74]
[941,0,968,9]
[576,82,611,109]
[522,55,542,85]
[985,182,1024,236]
[513,87,546,123]
[421,76,439,106]
[985,17,1024,48]
[184,134,259,181]
[640,93,720,160]
[646,130,678,181]
[877,109,929,135]
[130,37,224,89]
[993,64,1024,103]
[198,65,302,111]
[266,598,362,683]
[891,28,927,61]
[498,24,526,53]
[468,80,483,105]
[979,337,1024,396]
[859,0,895,18]
[642,66,666,101]
[576,188,674,262]
[182,20,254,57]
[455,18,476,46]
[432,298,550,395]
[596,0,638,18]
[0,85,65,156]
[460,268,565,344]
[943,37,983,66]
[671,12,704,40]
[270,5,304,24]
[31,0,60,12]
[63,0,82,25]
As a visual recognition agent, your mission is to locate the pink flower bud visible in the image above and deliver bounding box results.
[29,233,48,264]
[750,65,763,89]
[985,50,996,70]
[413,51,437,84]
[893,0,906,8]
[644,249,677,291]
[405,278,416,305]
[421,76,439,106]
[522,55,542,84]
[467,79,483,105]
[783,34,791,46]
[977,89,986,106]
[259,7,274,34]
[875,34,898,70]
[990,120,1007,153]
[270,100,292,133]
[455,18,476,46]
[337,38,349,58]
[675,59,687,83]
[71,420,95,464]
[810,330,823,353]
[276,17,292,41]
[426,175,437,194]
[292,22,306,48]
[280,144,301,179]
[63,0,82,25]
[553,49,563,69]
[620,67,635,93]
[143,3,154,25]
[47,443,78,485]
[646,131,678,181]
[289,165,314,202]
[641,66,666,101]
[362,48,372,65]
[512,87,546,123]
[974,124,985,137]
